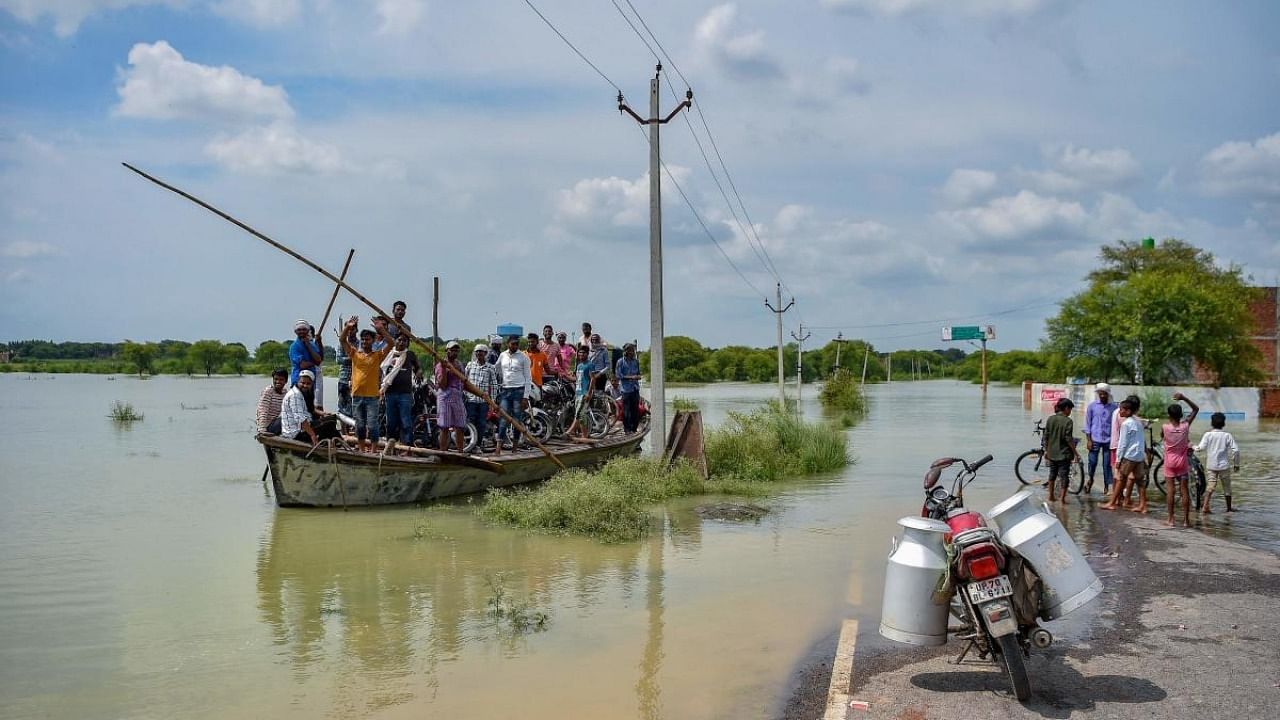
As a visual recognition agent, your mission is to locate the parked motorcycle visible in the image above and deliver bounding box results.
[880,455,1103,701]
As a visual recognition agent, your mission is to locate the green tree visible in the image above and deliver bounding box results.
[254,340,290,371]
[1045,239,1262,386]
[188,340,225,377]
[120,340,158,377]
[223,343,250,375]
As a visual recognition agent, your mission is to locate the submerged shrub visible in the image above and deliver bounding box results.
[481,404,850,542]
[109,400,144,423]
[819,368,866,415]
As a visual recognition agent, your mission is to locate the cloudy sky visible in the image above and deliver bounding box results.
[1,0,1277,351]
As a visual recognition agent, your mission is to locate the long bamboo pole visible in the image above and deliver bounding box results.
[319,248,355,337]
[123,162,567,470]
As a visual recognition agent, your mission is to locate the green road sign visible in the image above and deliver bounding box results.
[943,325,994,342]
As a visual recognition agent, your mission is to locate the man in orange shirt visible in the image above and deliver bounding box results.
[525,332,550,396]
[339,316,393,453]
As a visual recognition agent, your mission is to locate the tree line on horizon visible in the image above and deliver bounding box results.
[3,239,1265,386]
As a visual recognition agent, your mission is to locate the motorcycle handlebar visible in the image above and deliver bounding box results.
[969,454,994,472]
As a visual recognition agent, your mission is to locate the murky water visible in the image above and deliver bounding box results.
[1,375,1276,719]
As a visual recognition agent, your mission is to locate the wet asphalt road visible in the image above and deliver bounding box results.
[783,502,1280,720]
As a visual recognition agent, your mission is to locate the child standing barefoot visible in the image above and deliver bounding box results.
[1196,412,1241,513]
[1162,392,1200,527]
[1101,399,1144,511]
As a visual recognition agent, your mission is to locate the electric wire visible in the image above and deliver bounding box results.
[522,0,621,93]
[613,1,798,305]
[807,299,1063,331]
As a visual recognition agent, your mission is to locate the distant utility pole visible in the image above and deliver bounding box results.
[764,283,795,408]
[791,323,811,413]
[860,345,869,387]
[618,65,691,455]
[833,332,847,370]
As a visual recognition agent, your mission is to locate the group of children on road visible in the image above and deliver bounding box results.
[1042,383,1241,528]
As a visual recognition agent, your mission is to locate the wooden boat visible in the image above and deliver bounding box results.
[259,428,647,508]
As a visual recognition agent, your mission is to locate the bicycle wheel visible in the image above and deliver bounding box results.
[1192,457,1207,510]
[585,408,609,438]
[1069,458,1087,495]
[1014,450,1049,486]
[1149,460,1166,498]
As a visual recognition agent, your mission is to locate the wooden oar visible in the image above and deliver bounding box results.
[123,162,567,470]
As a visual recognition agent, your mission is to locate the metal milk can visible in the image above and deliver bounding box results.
[987,491,1103,620]
[879,516,952,646]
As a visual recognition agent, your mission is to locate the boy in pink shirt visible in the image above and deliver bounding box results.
[1162,392,1200,527]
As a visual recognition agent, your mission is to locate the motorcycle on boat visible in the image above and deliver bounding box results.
[879,455,1103,701]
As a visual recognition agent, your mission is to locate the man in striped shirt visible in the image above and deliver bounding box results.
[256,368,289,435]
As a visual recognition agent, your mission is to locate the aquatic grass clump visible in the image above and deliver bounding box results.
[671,396,700,412]
[819,368,866,415]
[705,403,849,481]
[109,400,144,423]
[480,404,850,542]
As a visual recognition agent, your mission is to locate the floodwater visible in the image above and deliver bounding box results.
[1,375,1276,719]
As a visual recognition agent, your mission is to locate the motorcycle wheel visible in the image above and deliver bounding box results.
[525,408,553,442]
[463,422,479,454]
[1014,450,1048,486]
[995,633,1032,701]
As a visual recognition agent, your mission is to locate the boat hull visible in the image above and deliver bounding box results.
[259,432,646,507]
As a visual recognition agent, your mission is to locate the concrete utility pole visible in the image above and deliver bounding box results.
[860,345,869,387]
[618,66,691,455]
[791,323,811,414]
[833,332,847,370]
[764,283,795,408]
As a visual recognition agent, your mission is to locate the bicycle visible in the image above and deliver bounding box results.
[1014,419,1086,494]
[1142,421,1207,508]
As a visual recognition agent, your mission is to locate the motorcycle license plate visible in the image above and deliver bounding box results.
[966,575,1013,604]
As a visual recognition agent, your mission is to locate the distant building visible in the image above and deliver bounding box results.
[0,350,9,364]
[1193,286,1279,385]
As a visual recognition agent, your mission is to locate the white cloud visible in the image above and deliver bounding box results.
[941,189,1087,242]
[1,240,63,258]
[0,0,174,37]
[2,268,34,284]
[1200,131,1280,198]
[115,41,294,123]
[205,123,341,175]
[212,0,300,28]
[940,168,998,206]
[694,4,784,81]
[375,0,427,35]
[551,167,693,243]
[819,0,1060,18]
[1048,143,1140,187]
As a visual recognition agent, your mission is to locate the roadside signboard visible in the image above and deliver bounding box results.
[942,325,995,342]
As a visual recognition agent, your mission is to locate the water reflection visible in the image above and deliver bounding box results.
[255,508,660,715]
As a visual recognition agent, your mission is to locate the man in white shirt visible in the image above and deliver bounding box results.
[495,335,532,453]
[281,370,318,445]
[1196,412,1241,513]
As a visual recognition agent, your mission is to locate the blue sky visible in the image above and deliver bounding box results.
[1,0,1278,352]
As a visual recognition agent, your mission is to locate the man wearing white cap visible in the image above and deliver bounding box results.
[1084,382,1118,494]
[281,370,318,445]
[289,319,325,412]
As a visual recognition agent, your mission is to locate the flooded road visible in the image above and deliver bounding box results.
[1,375,1276,719]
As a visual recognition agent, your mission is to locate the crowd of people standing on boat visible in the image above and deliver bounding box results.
[254,300,644,455]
